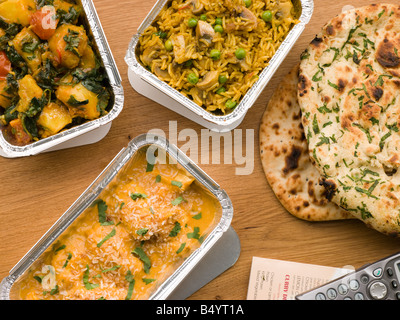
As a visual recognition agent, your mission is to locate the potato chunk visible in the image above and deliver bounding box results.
[10,27,42,74]
[79,46,97,70]
[56,81,100,120]
[37,102,72,138]
[16,75,43,113]
[0,80,12,109]
[0,0,36,26]
[48,24,89,69]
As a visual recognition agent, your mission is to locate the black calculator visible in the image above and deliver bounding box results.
[295,253,400,300]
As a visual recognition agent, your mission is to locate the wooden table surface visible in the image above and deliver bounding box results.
[1,0,400,301]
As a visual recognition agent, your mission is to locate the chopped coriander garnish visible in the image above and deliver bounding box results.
[101,265,121,273]
[54,244,66,252]
[171,196,184,206]
[176,242,186,254]
[125,270,135,300]
[50,285,59,295]
[142,278,156,285]
[83,265,99,290]
[62,253,72,268]
[171,180,183,188]
[169,221,181,237]
[130,192,148,200]
[97,199,114,226]
[146,161,154,172]
[136,228,149,236]
[192,212,202,220]
[187,227,200,240]
[155,174,161,182]
[96,228,116,248]
[132,247,151,274]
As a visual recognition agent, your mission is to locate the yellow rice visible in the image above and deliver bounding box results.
[138,0,299,114]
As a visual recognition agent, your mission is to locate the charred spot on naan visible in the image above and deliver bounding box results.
[298,74,310,98]
[376,34,400,73]
[282,145,304,175]
[319,178,337,202]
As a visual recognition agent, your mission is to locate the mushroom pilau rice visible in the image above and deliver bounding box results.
[138,0,299,114]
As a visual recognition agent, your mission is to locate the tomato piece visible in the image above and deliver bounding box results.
[9,119,32,145]
[30,6,59,40]
[0,51,11,80]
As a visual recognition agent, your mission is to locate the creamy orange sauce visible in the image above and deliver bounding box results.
[16,149,218,300]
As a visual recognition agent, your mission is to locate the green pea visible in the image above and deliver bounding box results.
[210,49,221,60]
[200,14,207,21]
[188,18,198,28]
[235,48,246,60]
[164,39,173,51]
[218,75,228,84]
[244,0,252,7]
[216,87,226,95]
[262,10,273,22]
[215,17,223,25]
[187,73,199,85]
[225,100,237,109]
[214,24,224,33]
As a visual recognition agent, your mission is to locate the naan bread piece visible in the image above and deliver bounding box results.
[298,4,400,237]
[260,64,353,221]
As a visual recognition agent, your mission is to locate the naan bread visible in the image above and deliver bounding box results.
[298,4,400,237]
[260,64,353,221]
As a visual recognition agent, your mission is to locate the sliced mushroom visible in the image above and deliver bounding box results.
[153,63,171,81]
[237,6,258,30]
[179,0,204,14]
[225,53,251,71]
[196,71,219,90]
[172,35,188,64]
[196,20,216,46]
[189,87,204,106]
[190,87,213,106]
[238,59,251,71]
[141,44,162,66]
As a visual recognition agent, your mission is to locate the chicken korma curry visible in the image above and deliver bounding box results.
[15,149,218,300]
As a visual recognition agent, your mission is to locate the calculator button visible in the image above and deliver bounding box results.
[392,280,398,289]
[315,293,326,300]
[360,274,369,284]
[349,279,360,291]
[387,268,394,277]
[396,292,400,300]
[354,292,364,300]
[373,268,383,278]
[369,281,387,300]
[338,284,349,295]
[344,296,352,300]
[326,288,337,300]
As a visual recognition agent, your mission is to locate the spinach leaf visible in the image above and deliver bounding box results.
[67,95,89,107]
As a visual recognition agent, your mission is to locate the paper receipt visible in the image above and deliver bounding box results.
[247,257,353,300]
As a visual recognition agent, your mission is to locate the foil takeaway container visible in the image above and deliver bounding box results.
[0,134,234,300]
[0,0,124,158]
[125,0,313,132]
